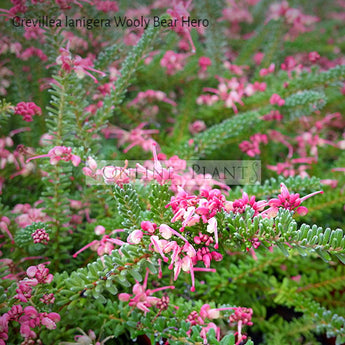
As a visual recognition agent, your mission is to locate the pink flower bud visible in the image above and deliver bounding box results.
[141,221,157,234]
[270,93,285,106]
[71,154,81,167]
[189,120,206,135]
[1,216,10,225]
[308,51,320,63]
[26,266,37,278]
[87,156,97,170]
[24,306,38,317]
[296,206,308,216]
[127,230,143,244]
[159,224,173,239]
[206,217,217,234]
[95,225,105,235]
[253,52,264,65]
[118,293,131,302]
[82,167,93,177]
[181,256,192,272]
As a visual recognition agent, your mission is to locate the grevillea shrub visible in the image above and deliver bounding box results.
[1,0,345,344]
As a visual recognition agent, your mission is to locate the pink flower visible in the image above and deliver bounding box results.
[268,1,318,40]
[0,216,14,243]
[281,56,297,71]
[141,221,157,234]
[225,192,267,216]
[159,224,173,239]
[7,305,23,320]
[40,312,60,330]
[200,322,220,343]
[259,63,275,77]
[105,122,159,153]
[13,205,50,228]
[128,90,176,107]
[101,162,134,187]
[95,225,106,235]
[136,143,177,185]
[167,0,195,52]
[198,57,212,72]
[118,293,131,302]
[186,308,222,343]
[19,306,39,338]
[165,155,187,171]
[253,81,267,92]
[308,51,320,62]
[261,110,283,121]
[14,102,42,122]
[55,0,92,9]
[220,0,253,25]
[40,293,55,304]
[24,25,45,42]
[160,50,187,75]
[151,236,169,262]
[253,52,264,65]
[118,270,174,314]
[26,264,53,284]
[20,47,47,62]
[14,282,33,302]
[31,228,49,244]
[202,79,245,113]
[73,234,125,258]
[200,304,220,320]
[73,56,106,83]
[206,217,218,249]
[26,146,81,167]
[320,179,338,188]
[229,307,253,344]
[196,94,219,106]
[186,310,204,326]
[39,133,54,146]
[266,183,323,217]
[270,93,285,106]
[189,120,206,135]
[239,133,268,157]
[94,0,119,12]
[127,230,143,244]
[56,42,106,83]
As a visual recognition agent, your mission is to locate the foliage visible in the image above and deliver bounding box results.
[1,0,345,344]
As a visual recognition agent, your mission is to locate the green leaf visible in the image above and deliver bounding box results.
[129,269,143,282]
[276,242,290,257]
[220,335,235,345]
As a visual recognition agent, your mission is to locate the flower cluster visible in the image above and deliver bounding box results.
[229,307,253,344]
[128,89,177,107]
[270,93,285,107]
[266,182,323,217]
[239,133,268,157]
[103,123,159,153]
[56,42,106,83]
[198,76,266,113]
[26,146,81,167]
[118,270,174,314]
[185,304,253,344]
[31,228,49,245]
[14,102,42,122]
[268,1,319,40]
[160,50,188,75]
[0,305,60,344]
[73,227,125,258]
[1,0,344,344]
[12,203,50,229]
[0,264,59,344]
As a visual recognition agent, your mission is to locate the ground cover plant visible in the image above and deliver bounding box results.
[1,0,345,344]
